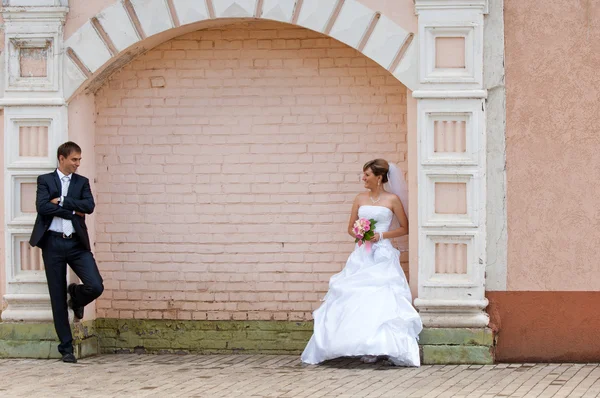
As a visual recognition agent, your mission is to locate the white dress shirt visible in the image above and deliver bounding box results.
[48,169,75,234]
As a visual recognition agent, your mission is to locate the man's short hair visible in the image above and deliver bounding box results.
[57,141,81,160]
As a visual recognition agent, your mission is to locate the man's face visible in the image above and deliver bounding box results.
[59,151,81,175]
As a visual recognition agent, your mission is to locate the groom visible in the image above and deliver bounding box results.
[29,141,104,363]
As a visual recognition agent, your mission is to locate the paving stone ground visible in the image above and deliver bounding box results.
[1,355,599,398]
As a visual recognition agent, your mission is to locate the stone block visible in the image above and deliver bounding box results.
[0,321,99,359]
[419,328,494,346]
[421,345,494,365]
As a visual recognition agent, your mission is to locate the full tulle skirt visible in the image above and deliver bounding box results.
[301,240,422,367]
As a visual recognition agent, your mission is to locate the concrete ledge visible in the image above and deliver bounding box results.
[0,321,99,359]
[0,340,61,359]
[419,327,495,364]
[96,319,313,354]
[419,328,494,346]
[421,345,494,365]
[0,320,496,364]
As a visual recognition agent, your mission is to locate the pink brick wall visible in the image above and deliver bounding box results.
[94,21,408,321]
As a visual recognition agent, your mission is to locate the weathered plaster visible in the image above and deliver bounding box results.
[506,0,600,291]
[484,0,507,291]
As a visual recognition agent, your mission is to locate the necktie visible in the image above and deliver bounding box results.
[61,176,73,236]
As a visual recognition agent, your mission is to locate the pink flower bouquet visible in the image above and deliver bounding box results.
[353,218,378,252]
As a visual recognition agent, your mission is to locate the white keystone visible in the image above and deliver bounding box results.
[172,0,211,26]
[64,20,112,73]
[296,0,337,33]
[213,0,258,18]
[261,0,296,23]
[329,0,375,49]
[130,0,173,37]
[63,56,87,100]
[393,35,419,91]
[362,14,410,70]
[97,1,141,52]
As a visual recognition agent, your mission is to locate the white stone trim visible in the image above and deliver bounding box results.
[62,56,87,102]
[212,0,257,18]
[420,231,479,288]
[6,36,58,92]
[261,0,295,23]
[329,0,375,50]
[412,89,487,99]
[413,0,489,327]
[96,2,141,52]
[7,232,45,282]
[2,104,67,322]
[2,6,67,100]
[4,106,65,170]
[415,98,487,327]
[422,24,477,84]
[483,0,507,291]
[422,170,479,228]
[59,0,421,99]
[362,15,411,70]
[1,5,68,21]
[9,173,39,227]
[4,0,67,6]
[1,5,70,323]
[392,36,419,92]
[415,0,488,13]
[420,108,481,166]
[129,0,174,37]
[64,20,112,74]
[172,0,210,26]
[416,2,484,90]
[0,98,65,107]
[1,293,54,322]
[413,298,489,328]
[296,0,337,33]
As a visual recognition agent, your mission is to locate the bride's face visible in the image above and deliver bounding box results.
[362,168,380,190]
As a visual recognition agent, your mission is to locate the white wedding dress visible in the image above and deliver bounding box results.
[301,205,422,366]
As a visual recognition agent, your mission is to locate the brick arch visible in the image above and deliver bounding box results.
[63,0,418,100]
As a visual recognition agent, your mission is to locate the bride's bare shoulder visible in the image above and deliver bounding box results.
[354,192,369,202]
[385,191,400,200]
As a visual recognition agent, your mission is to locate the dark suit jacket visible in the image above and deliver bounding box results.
[29,170,95,251]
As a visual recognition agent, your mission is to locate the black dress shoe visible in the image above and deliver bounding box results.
[67,283,84,320]
[61,353,77,363]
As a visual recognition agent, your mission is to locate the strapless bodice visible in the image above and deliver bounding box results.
[357,205,394,233]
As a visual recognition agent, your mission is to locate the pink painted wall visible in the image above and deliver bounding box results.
[93,21,409,321]
[506,0,600,291]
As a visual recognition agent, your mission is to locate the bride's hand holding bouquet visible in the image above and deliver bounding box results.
[353,218,378,252]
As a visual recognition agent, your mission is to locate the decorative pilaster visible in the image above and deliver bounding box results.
[1,3,69,322]
[413,0,489,328]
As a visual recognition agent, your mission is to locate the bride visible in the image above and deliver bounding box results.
[301,159,422,366]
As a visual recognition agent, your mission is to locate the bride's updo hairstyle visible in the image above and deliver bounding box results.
[363,159,389,184]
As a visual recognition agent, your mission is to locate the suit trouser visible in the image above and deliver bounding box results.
[41,232,104,355]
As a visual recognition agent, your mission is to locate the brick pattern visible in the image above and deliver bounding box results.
[94,21,408,321]
[1,358,598,397]
[95,319,313,354]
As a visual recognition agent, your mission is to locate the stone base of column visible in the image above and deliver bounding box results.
[414,298,490,328]
[0,321,98,359]
[1,294,53,322]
